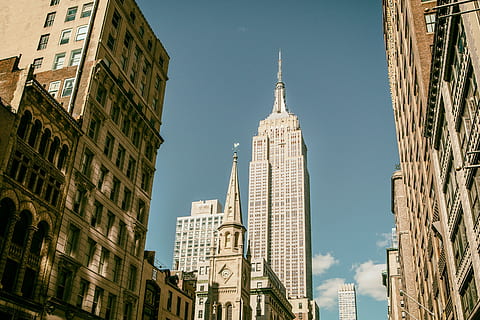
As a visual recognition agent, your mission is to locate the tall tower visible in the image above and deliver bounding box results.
[337,284,357,320]
[203,152,251,320]
[247,53,313,319]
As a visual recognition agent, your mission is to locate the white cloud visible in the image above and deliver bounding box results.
[354,261,387,301]
[376,232,391,248]
[315,278,346,310]
[312,252,339,275]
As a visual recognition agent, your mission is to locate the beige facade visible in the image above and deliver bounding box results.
[337,284,357,320]
[247,54,314,320]
[383,0,480,319]
[0,56,80,319]
[250,258,294,320]
[138,251,194,320]
[0,0,169,319]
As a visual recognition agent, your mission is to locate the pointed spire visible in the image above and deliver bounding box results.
[271,50,288,115]
[223,151,243,226]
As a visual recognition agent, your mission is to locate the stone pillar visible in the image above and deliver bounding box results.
[14,225,37,295]
[0,212,20,287]
[33,235,52,300]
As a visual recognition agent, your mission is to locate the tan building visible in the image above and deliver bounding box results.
[0,0,169,319]
[0,56,80,319]
[383,0,480,319]
[138,251,194,320]
[247,53,315,320]
[250,258,294,320]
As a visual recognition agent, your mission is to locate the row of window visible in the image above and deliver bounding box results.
[38,25,88,51]
[49,77,75,98]
[47,2,92,23]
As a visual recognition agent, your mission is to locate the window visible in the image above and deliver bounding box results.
[176,297,181,316]
[112,10,121,28]
[106,211,115,236]
[62,78,75,97]
[59,29,72,44]
[98,166,108,189]
[73,188,86,215]
[110,177,120,202]
[128,265,137,291]
[85,238,96,267]
[48,81,61,97]
[105,294,117,320]
[50,0,60,5]
[121,117,130,136]
[452,213,468,268]
[44,12,56,27]
[98,247,110,276]
[198,310,203,318]
[96,84,106,104]
[69,49,82,66]
[56,268,72,300]
[33,58,43,69]
[76,25,88,41]
[104,133,114,157]
[461,272,478,318]
[425,13,435,33]
[121,187,131,210]
[65,224,80,256]
[132,130,140,147]
[88,116,99,140]
[65,6,78,22]
[185,302,189,320]
[167,291,173,311]
[123,302,133,320]
[126,157,136,179]
[115,145,126,169]
[76,279,89,308]
[124,31,132,48]
[37,34,50,50]
[107,34,115,50]
[80,148,93,176]
[91,201,103,227]
[141,169,152,191]
[52,52,66,70]
[111,105,120,123]
[92,286,104,315]
[117,220,126,247]
[113,255,122,283]
[81,2,93,18]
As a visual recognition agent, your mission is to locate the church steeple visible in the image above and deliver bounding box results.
[271,50,288,115]
[223,151,243,226]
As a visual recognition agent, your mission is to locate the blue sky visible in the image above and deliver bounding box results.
[140,1,399,319]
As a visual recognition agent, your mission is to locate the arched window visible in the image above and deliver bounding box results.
[217,304,223,320]
[30,221,48,255]
[38,128,51,157]
[17,111,32,139]
[0,198,15,238]
[225,232,231,248]
[28,120,42,147]
[57,144,69,170]
[234,232,239,248]
[12,210,31,247]
[48,137,60,163]
[226,304,233,320]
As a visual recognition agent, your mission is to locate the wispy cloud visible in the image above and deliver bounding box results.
[353,261,387,300]
[315,278,346,310]
[376,232,391,248]
[312,252,339,275]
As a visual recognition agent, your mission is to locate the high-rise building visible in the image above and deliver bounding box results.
[173,200,224,271]
[383,0,480,319]
[247,54,315,320]
[0,0,169,319]
[337,284,357,320]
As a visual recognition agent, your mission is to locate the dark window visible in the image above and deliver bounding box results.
[56,268,73,300]
[98,166,108,189]
[91,201,103,227]
[115,145,125,169]
[92,286,104,315]
[81,2,93,18]
[110,177,120,202]
[167,291,173,311]
[117,221,126,247]
[105,294,117,320]
[88,117,99,140]
[128,265,137,291]
[80,148,93,177]
[126,157,136,180]
[176,297,181,316]
[104,133,114,157]
[124,31,132,49]
[44,12,56,27]
[107,34,115,50]
[65,7,78,22]
[33,58,43,69]
[461,272,478,318]
[73,188,86,215]
[106,211,115,236]
[121,187,131,210]
[85,238,96,266]
[96,84,106,105]
[113,255,122,282]
[50,0,60,5]
[76,279,89,308]
[112,10,121,28]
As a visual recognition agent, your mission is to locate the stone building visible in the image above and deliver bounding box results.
[250,258,294,320]
[0,0,169,319]
[383,0,480,319]
[337,284,357,320]
[0,56,80,319]
[138,251,194,320]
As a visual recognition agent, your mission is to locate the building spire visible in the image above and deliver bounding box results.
[223,150,243,226]
[271,50,288,115]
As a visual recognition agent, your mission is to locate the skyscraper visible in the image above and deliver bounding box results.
[247,54,314,319]
[337,284,357,320]
[173,199,224,271]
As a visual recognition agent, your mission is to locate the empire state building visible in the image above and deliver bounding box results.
[247,54,314,319]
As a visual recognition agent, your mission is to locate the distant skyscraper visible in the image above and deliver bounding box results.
[173,200,223,271]
[338,284,358,320]
[247,53,314,319]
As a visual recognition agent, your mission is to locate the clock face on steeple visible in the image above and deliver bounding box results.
[219,266,233,283]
